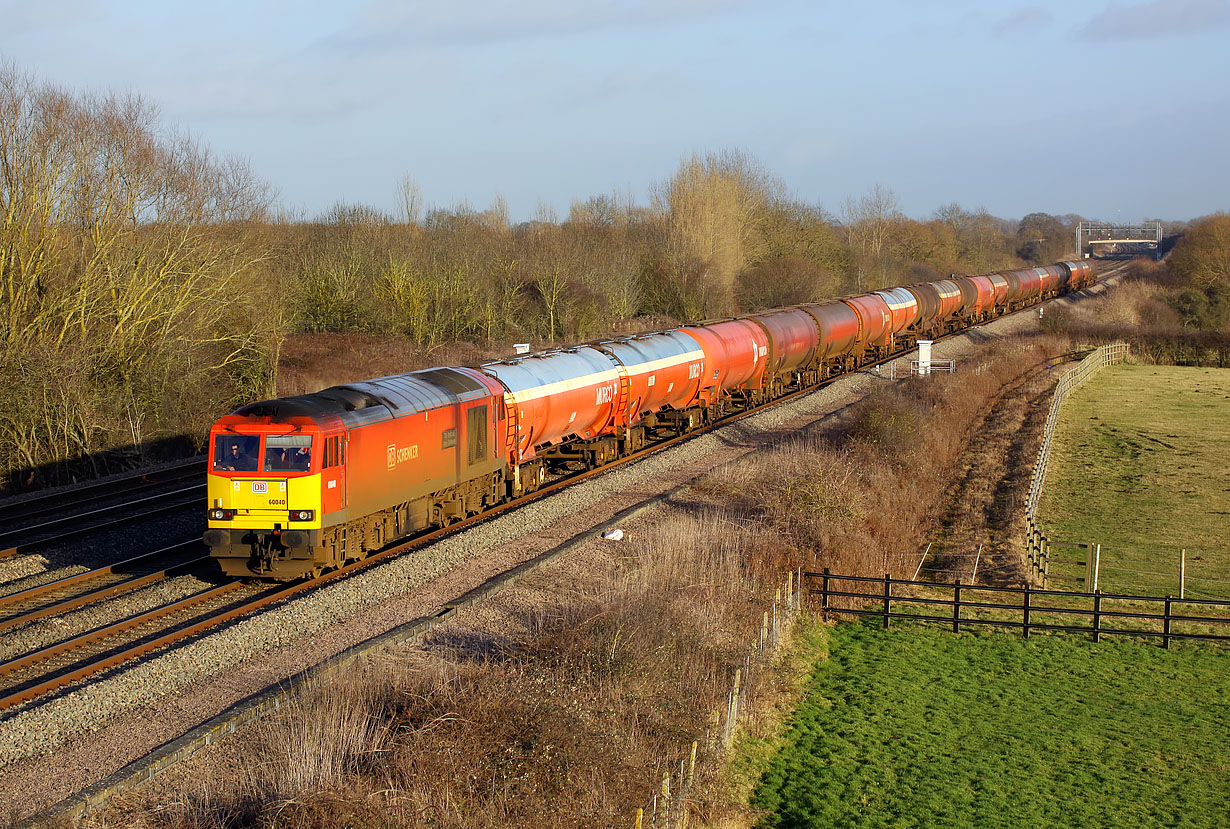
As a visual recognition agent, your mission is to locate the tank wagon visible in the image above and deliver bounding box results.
[204,260,1098,579]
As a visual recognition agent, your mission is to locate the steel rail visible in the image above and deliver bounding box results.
[0,546,208,635]
[0,541,203,611]
[0,581,253,710]
[0,582,247,679]
[0,458,204,522]
[0,470,204,526]
[0,493,202,559]
[0,485,204,542]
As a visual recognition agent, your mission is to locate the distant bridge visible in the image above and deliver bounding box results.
[1077,221,1162,258]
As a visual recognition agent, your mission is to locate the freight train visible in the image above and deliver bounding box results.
[203,260,1096,579]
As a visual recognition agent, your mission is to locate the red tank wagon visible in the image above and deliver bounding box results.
[741,308,823,398]
[798,301,861,373]
[679,318,769,404]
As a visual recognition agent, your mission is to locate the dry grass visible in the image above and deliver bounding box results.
[85,335,1069,829]
[698,335,1071,585]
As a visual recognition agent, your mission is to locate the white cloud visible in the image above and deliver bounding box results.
[1083,0,1230,39]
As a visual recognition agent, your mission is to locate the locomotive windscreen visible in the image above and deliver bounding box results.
[264,434,314,472]
[213,435,259,471]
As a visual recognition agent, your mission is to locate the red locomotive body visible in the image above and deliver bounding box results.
[205,367,507,579]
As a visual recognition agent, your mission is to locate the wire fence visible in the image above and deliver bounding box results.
[1022,343,1130,586]
[1045,540,1230,600]
[631,570,802,829]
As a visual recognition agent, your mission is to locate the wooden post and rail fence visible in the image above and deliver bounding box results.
[808,569,1230,648]
[1023,342,1130,587]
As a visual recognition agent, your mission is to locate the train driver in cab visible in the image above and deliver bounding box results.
[215,436,258,471]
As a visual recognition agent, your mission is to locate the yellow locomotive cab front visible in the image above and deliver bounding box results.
[204,427,327,579]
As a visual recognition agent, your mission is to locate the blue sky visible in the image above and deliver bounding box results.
[3,0,1227,222]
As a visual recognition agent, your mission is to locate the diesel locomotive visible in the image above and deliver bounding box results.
[203,260,1096,579]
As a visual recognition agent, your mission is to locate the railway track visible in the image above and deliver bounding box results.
[0,460,205,560]
[0,270,1131,717]
[0,541,208,633]
[0,580,255,710]
[0,459,202,524]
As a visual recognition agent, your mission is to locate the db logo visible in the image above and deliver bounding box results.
[251,481,268,493]
[387,443,419,470]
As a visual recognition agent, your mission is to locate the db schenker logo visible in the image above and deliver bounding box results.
[252,481,267,493]
[387,443,419,470]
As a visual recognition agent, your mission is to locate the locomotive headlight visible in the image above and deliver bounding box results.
[208,508,235,521]
[289,510,315,521]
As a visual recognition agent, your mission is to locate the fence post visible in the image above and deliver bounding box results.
[1163,596,1172,650]
[661,772,671,829]
[1043,544,1050,588]
[1094,544,1101,592]
[1092,591,1102,644]
[1180,549,1186,600]
[953,581,961,634]
[1023,583,1031,639]
[1085,541,1094,589]
[883,574,891,630]
[822,569,830,620]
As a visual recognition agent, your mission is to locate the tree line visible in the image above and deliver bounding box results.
[0,63,1127,490]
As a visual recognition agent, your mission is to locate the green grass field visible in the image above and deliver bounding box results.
[1038,364,1230,597]
[748,621,1230,828]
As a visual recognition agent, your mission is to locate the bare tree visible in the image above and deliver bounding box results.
[396,174,423,225]
[0,62,276,487]
[652,148,783,314]
[842,183,901,260]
